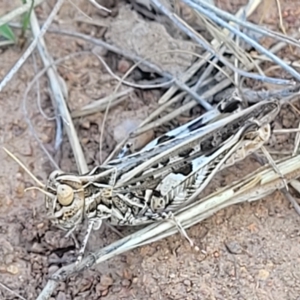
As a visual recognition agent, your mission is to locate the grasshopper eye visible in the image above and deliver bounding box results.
[57,184,74,206]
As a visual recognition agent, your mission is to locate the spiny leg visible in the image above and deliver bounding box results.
[75,220,101,264]
[261,145,289,190]
[258,146,300,214]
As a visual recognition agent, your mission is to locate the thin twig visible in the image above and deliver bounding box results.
[182,0,300,47]
[150,0,296,84]
[158,0,261,105]
[71,89,133,118]
[48,28,212,109]
[29,9,88,173]
[0,0,65,92]
[22,51,93,170]
[0,282,27,300]
[0,0,44,27]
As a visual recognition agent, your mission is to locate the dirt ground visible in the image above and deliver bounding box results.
[1,0,300,299]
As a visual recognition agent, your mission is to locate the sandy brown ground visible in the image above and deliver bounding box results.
[1,0,300,299]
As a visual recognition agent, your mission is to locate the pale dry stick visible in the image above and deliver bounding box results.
[0,40,14,47]
[3,147,45,188]
[0,0,44,27]
[88,0,111,13]
[73,17,108,27]
[293,122,300,156]
[0,0,65,92]
[71,89,133,118]
[36,155,300,300]
[29,10,88,174]
[21,51,93,169]
[151,0,296,84]
[31,51,63,153]
[164,38,299,126]
[274,128,300,134]
[274,0,293,54]
[214,31,300,82]
[67,0,93,20]
[184,1,300,81]
[0,282,26,300]
[92,52,175,89]
[281,188,300,215]
[215,85,300,104]
[183,0,300,47]
[196,12,264,74]
[48,28,208,107]
[158,0,261,104]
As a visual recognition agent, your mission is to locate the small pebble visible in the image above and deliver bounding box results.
[96,283,109,292]
[117,59,132,73]
[257,269,270,280]
[6,264,19,275]
[101,289,109,297]
[225,240,243,254]
[183,279,191,287]
[111,285,122,293]
[132,277,138,284]
[100,274,114,286]
[122,279,130,287]
[56,291,67,300]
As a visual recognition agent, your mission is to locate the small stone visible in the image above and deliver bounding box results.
[194,246,200,252]
[183,279,191,286]
[225,240,243,254]
[56,291,67,300]
[5,196,12,206]
[36,222,45,229]
[96,283,109,292]
[31,242,45,253]
[6,264,19,275]
[132,277,138,284]
[0,265,7,273]
[81,137,90,145]
[123,268,132,280]
[15,182,25,198]
[16,172,23,180]
[117,59,132,73]
[100,274,114,286]
[80,278,93,292]
[257,269,270,280]
[169,273,176,278]
[111,285,122,293]
[121,279,130,287]
[81,121,90,129]
[101,289,109,297]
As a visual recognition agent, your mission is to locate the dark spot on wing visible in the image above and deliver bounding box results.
[178,148,194,158]
[153,190,162,197]
[188,118,205,131]
[173,163,193,176]
[220,100,241,113]
[157,135,174,145]
[133,171,144,179]
[161,157,170,166]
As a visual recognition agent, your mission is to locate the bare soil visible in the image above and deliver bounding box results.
[1,0,300,299]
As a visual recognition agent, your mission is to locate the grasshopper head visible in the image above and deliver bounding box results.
[44,170,86,230]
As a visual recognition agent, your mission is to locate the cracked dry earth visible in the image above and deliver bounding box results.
[1,0,300,299]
